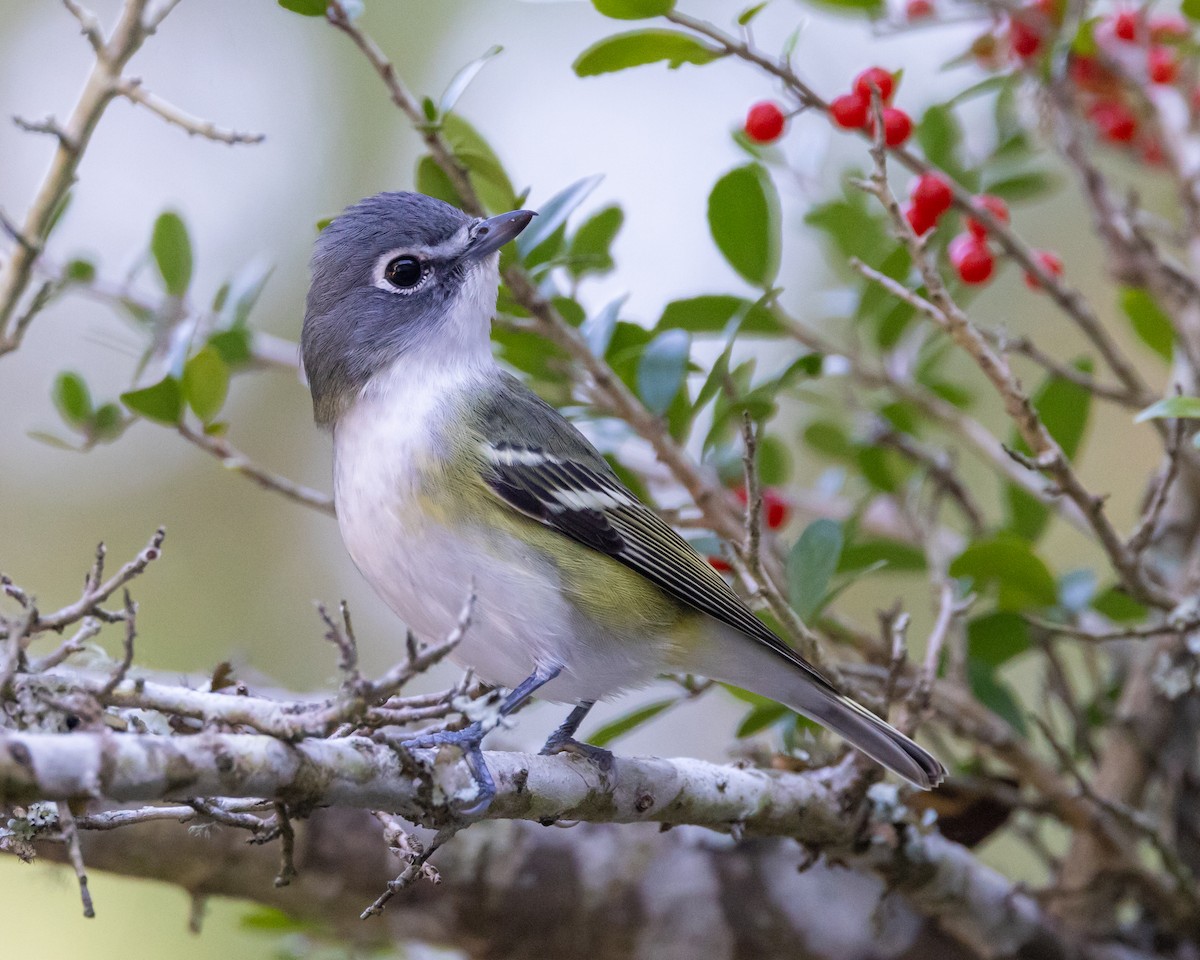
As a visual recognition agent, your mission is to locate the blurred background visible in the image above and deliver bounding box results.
[0,0,1168,954]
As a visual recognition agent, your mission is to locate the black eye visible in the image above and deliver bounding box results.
[384,255,424,289]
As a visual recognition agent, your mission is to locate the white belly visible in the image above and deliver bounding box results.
[331,363,664,703]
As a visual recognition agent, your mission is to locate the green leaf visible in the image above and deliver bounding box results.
[207,328,253,366]
[1093,585,1147,622]
[967,612,1030,667]
[439,45,503,115]
[736,701,790,737]
[1120,288,1173,361]
[787,519,844,620]
[805,187,890,266]
[151,211,193,298]
[637,328,690,414]
[441,114,519,214]
[1184,0,1200,22]
[950,535,1057,610]
[91,403,125,442]
[837,539,926,573]
[1006,363,1093,541]
[582,295,626,356]
[53,372,92,427]
[1136,395,1200,421]
[757,434,791,485]
[917,104,965,181]
[805,0,884,14]
[121,377,183,426]
[516,175,603,258]
[707,164,780,288]
[980,168,1060,202]
[593,0,674,17]
[277,0,326,13]
[657,294,782,335]
[738,1,769,24]
[64,258,96,284]
[415,154,463,207]
[967,660,1027,734]
[567,205,624,277]
[573,29,723,77]
[182,347,230,422]
[587,699,676,747]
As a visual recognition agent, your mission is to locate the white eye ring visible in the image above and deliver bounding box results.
[373,251,431,294]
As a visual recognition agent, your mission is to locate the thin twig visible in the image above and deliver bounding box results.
[360,824,457,919]
[177,423,335,516]
[25,527,164,634]
[117,79,265,145]
[56,802,96,917]
[272,802,297,887]
[98,590,136,696]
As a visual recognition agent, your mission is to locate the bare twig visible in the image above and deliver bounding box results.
[176,423,335,516]
[360,823,455,919]
[98,590,136,697]
[0,0,158,356]
[23,528,164,635]
[56,802,96,918]
[272,802,297,887]
[116,79,265,145]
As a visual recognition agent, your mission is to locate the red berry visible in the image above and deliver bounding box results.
[1113,9,1138,41]
[1023,250,1064,290]
[830,92,869,129]
[733,486,792,530]
[1148,47,1178,84]
[1142,137,1166,165]
[905,202,937,235]
[1010,17,1043,58]
[1090,100,1138,143]
[853,67,896,104]
[762,489,792,530]
[878,107,913,146]
[1031,0,1061,25]
[707,555,732,573]
[1150,14,1189,41]
[906,0,934,20]
[744,101,787,143]
[949,234,995,285]
[910,172,954,218]
[1068,54,1111,92]
[966,195,1010,239]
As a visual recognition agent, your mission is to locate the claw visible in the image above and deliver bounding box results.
[540,736,615,774]
[402,723,496,815]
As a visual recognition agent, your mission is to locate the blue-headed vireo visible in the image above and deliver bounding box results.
[301,192,945,811]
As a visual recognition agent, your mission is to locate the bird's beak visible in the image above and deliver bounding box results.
[466,209,535,260]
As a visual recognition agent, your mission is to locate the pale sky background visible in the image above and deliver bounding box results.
[0,0,1169,955]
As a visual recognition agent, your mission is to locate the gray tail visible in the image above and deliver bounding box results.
[690,630,946,789]
[803,689,946,790]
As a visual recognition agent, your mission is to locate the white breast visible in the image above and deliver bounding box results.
[331,357,665,703]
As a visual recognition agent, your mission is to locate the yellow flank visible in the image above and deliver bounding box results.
[412,436,694,639]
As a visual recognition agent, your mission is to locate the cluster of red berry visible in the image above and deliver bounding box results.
[829,68,913,147]
[742,68,915,148]
[960,1,1192,161]
[903,176,1063,288]
[1066,10,1189,159]
[707,487,792,572]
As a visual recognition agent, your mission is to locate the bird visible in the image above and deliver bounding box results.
[301,191,946,811]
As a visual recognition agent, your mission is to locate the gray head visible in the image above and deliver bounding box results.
[301,191,533,425]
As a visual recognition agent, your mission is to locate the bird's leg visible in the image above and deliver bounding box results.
[539,700,614,771]
[402,665,561,815]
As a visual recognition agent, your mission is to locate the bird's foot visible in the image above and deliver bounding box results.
[401,723,496,816]
[539,736,616,774]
